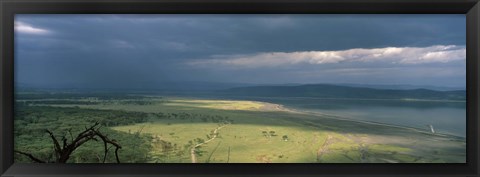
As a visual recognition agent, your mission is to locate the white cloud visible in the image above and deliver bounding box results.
[15,21,50,35]
[188,45,466,68]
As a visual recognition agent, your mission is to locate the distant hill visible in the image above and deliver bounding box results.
[221,84,466,101]
[14,81,258,92]
[333,83,465,91]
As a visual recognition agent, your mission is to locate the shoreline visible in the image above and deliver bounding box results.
[210,95,466,103]
[257,100,465,140]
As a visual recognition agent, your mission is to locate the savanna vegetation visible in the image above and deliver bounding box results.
[14,105,152,163]
[14,92,466,163]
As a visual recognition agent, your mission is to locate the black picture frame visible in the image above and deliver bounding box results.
[1,0,479,176]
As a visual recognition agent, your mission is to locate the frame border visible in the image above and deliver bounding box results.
[1,0,479,176]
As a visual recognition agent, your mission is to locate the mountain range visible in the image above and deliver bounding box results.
[221,84,466,101]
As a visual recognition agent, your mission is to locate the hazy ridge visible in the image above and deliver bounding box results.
[221,84,466,101]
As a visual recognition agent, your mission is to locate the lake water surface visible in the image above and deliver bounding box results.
[222,96,466,137]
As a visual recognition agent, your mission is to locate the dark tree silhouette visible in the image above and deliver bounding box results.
[15,122,122,163]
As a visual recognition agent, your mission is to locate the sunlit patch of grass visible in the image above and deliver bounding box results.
[164,99,265,111]
[112,122,327,163]
[345,151,361,160]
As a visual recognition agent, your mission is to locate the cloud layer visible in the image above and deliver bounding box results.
[14,15,466,88]
[15,21,50,35]
[188,45,466,68]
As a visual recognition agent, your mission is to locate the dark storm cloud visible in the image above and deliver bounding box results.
[15,14,466,89]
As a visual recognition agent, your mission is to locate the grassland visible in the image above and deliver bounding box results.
[24,96,465,163]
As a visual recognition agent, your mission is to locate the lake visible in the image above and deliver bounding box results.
[216,96,466,137]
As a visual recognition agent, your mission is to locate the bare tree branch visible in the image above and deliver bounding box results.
[16,122,122,163]
[68,128,74,143]
[14,150,46,163]
[62,138,68,150]
[93,129,122,163]
[115,146,120,163]
[45,130,61,160]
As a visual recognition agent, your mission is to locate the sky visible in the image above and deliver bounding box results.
[14,14,466,89]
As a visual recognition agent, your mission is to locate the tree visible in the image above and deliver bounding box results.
[282,135,289,141]
[15,122,122,163]
[262,131,268,137]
